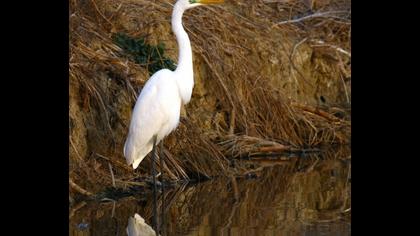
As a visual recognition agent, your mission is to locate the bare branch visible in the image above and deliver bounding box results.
[276,11,349,26]
[311,40,351,57]
[69,179,93,196]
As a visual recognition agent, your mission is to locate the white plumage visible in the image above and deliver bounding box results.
[124,0,224,169]
[124,69,183,169]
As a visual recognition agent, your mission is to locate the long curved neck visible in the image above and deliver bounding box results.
[172,3,194,104]
[172,4,193,74]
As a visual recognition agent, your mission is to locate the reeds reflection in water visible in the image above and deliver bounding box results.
[70,146,350,236]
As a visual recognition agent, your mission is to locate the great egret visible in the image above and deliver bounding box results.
[124,0,224,171]
[123,1,224,231]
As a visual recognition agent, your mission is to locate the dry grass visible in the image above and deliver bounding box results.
[69,0,351,195]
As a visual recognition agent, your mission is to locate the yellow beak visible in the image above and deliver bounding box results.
[197,0,224,4]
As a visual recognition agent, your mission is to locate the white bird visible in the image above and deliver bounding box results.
[124,0,224,169]
[126,213,157,236]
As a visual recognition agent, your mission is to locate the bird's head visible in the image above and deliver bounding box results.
[177,0,224,10]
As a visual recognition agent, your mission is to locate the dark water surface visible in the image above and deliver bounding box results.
[70,146,351,236]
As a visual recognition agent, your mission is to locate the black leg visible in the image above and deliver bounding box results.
[151,136,159,234]
[160,140,165,235]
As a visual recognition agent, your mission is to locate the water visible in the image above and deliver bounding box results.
[69,147,351,236]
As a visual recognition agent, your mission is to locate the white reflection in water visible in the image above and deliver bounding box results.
[127,213,157,236]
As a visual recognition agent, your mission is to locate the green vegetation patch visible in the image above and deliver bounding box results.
[113,33,176,75]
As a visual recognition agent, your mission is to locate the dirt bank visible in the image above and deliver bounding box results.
[69,0,351,196]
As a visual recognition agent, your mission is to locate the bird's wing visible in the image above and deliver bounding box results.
[124,70,173,167]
